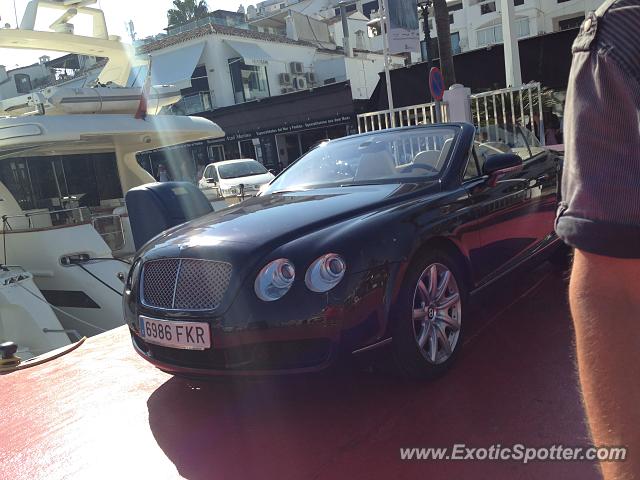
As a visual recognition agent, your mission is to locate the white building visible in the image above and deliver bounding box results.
[246,0,601,55]
[136,21,405,169]
[0,61,50,100]
[138,20,404,113]
[0,54,100,101]
[430,0,602,54]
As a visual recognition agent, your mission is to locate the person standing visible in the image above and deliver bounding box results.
[555,0,640,478]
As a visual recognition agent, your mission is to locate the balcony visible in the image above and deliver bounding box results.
[170,91,215,115]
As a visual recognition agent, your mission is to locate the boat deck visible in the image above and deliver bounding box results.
[1,264,600,479]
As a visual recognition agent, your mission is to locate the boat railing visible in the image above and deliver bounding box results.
[1,207,91,231]
[91,214,125,252]
[1,207,125,251]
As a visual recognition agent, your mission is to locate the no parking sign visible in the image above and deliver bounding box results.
[429,67,445,101]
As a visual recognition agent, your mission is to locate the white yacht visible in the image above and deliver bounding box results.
[0,0,225,342]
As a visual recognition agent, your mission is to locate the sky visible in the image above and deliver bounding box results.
[0,0,244,69]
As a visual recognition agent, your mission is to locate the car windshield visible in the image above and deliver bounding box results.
[217,161,268,179]
[265,126,458,192]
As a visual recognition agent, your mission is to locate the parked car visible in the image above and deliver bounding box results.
[125,123,562,379]
[197,159,275,202]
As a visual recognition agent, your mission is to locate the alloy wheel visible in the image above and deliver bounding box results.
[411,262,462,365]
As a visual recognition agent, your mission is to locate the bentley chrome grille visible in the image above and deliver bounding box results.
[141,258,232,311]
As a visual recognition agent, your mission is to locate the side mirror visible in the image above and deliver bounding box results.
[482,153,523,187]
[268,169,276,175]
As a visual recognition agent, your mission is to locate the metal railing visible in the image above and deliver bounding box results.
[1,207,91,231]
[470,82,545,145]
[91,215,125,252]
[165,17,249,37]
[357,101,449,133]
[171,91,215,115]
[356,82,545,145]
[0,207,125,251]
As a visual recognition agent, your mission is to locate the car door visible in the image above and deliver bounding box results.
[199,166,219,196]
[465,132,559,284]
[198,166,210,190]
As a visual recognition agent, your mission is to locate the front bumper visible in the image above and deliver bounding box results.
[127,263,399,376]
[131,332,335,375]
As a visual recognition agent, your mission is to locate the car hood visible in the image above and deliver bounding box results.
[218,172,273,187]
[143,182,439,256]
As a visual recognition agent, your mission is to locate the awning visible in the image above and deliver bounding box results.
[149,41,205,89]
[225,40,273,67]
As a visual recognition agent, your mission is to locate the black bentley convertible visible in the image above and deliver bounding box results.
[125,123,562,379]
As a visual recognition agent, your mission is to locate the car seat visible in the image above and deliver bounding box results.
[354,151,396,181]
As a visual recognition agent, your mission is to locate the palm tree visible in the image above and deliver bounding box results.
[432,0,456,87]
[167,0,210,28]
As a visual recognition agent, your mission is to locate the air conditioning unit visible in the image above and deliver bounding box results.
[289,61,303,74]
[293,76,307,90]
[279,72,291,85]
[280,86,295,94]
[304,71,316,84]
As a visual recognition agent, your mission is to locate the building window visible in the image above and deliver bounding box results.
[239,140,256,159]
[451,32,461,54]
[448,2,463,11]
[449,13,454,24]
[558,15,585,30]
[14,74,32,94]
[362,0,378,17]
[480,2,496,14]
[516,17,530,36]
[477,25,502,46]
[476,18,529,46]
[355,30,366,49]
[207,145,225,162]
[224,142,240,160]
[557,0,571,3]
[514,0,524,5]
[334,3,357,15]
[229,57,270,103]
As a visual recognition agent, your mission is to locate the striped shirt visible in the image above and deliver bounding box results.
[555,0,640,258]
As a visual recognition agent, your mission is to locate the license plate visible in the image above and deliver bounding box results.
[139,316,211,350]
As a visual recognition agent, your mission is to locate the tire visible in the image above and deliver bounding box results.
[390,249,468,380]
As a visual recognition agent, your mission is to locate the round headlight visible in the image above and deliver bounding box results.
[254,258,296,301]
[305,254,346,293]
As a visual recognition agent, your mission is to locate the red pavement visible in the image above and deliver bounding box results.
[0,264,600,480]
